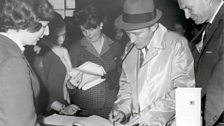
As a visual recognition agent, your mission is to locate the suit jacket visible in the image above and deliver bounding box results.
[191,5,224,126]
[0,34,40,126]
[69,34,123,118]
[114,24,195,125]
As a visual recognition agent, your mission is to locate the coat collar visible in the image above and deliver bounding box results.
[0,34,37,76]
[80,34,114,57]
[149,23,166,49]
[0,34,24,56]
[142,23,167,66]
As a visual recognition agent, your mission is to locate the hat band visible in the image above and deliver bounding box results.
[123,10,156,23]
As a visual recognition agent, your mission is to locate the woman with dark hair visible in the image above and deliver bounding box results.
[69,3,123,118]
[0,0,54,126]
[32,12,80,116]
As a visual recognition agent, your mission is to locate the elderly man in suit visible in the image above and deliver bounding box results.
[0,0,54,126]
[109,0,195,125]
[177,0,224,125]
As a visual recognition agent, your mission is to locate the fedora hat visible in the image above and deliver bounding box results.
[115,0,162,30]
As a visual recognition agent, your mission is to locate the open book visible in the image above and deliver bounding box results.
[42,114,113,126]
[42,114,84,126]
[69,61,106,90]
[73,115,113,126]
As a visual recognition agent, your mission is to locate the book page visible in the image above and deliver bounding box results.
[79,73,105,90]
[73,115,113,126]
[69,61,106,90]
[79,72,101,87]
[42,114,84,126]
[82,77,105,90]
[76,61,106,76]
[43,114,115,126]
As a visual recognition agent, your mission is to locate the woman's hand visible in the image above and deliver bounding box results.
[60,104,80,115]
[67,69,83,89]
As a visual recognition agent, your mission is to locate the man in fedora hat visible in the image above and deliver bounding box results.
[109,0,195,125]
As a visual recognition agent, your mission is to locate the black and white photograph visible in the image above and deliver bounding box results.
[0,0,223,126]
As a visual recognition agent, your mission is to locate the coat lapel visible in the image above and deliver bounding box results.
[142,47,159,67]
[141,24,166,67]
[81,37,100,57]
[22,56,40,98]
[201,20,219,52]
[100,34,113,56]
[198,5,224,62]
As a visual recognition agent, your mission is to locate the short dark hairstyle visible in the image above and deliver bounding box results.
[0,0,55,33]
[75,3,105,29]
[48,12,65,37]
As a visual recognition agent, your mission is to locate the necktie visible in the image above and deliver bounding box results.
[191,23,211,52]
[191,22,210,44]
[139,47,148,67]
[140,50,144,67]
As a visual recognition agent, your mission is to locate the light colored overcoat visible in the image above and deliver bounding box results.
[114,24,195,125]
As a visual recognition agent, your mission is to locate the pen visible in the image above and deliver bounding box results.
[112,111,116,126]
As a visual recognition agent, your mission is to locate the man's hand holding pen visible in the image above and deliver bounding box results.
[109,109,126,126]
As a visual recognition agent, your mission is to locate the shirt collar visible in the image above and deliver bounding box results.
[0,32,25,52]
[209,1,224,23]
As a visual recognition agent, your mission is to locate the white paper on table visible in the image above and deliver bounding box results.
[42,114,84,126]
[175,88,201,126]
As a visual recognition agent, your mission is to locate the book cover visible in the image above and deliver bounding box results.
[175,88,201,126]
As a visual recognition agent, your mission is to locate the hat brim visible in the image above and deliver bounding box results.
[115,9,162,30]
